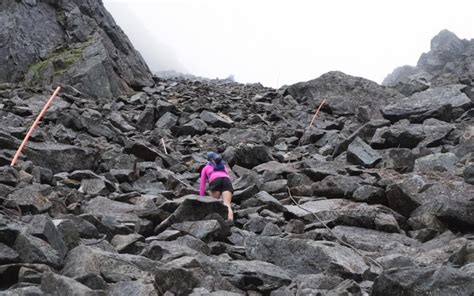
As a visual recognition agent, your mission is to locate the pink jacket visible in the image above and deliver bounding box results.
[199,164,230,196]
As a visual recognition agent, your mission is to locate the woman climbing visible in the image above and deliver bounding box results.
[199,151,234,221]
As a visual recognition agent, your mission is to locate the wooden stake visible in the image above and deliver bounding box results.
[11,87,61,167]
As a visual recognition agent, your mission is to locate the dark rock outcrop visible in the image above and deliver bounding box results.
[0,0,153,98]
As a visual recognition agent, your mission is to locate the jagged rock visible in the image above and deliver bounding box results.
[371,119,454,149]
[347,137,381,168]
[260,179,288,194]
[414,152,458,173]
[62,245,158,282]
[176,235,211,255]
[200,110,233,128]
[283,219,305,234]
[352,185,385,204]
[58,215,100,239]
[312,175,362,198]
[0,167,19,187]
[245,236,368,278]
[171,220,228,242]
[26,215,67,259]
[111,233,144,253]
[261,223,282,236]
[233,144,274,169]
[382,85,471,122]
[0,0,153,97]
[24,142,98,174]
[382,148,415,173]
[156,112,178,129]
[124,140,160,161]
[286,71,401,116]
[136,105,156,131]
[244,216,273,234]
[83,196,145,224]
[175,118,207,136]
[0,286,44,295]
[275,274,346,296]
[78,179,110,196]
[40,272,103,296]
[464,164,474,185]
[13,233,62,269]
[0,243,20,264]
[332,226,419,254]
[109,112,136,132]
[372,266,474,296]
[154,196,228,233]
[107,280,158,296]
[285,198,404,231]
[218,260,292,292]
[385,183,421,217]
[5,184,53,214]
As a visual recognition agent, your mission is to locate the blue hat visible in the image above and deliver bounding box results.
[207,151,220,161]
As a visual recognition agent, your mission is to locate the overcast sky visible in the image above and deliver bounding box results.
[103,0,474,87]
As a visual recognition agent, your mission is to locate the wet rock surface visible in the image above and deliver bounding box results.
[0,6,473,294]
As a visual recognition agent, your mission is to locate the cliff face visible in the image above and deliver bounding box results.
[0,0,153,98]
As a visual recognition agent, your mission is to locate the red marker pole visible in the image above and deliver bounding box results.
[10,86,61,167]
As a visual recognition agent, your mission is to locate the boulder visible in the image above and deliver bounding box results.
[62,245,158,282]
[218,260,292,292]
[171,220,228,242]
[382,148,415,173]
[245,236,368,278]
[233,144,274,169]
[414,152,458,173]
[24,142,98,174]
[40,272,103,296]
[347,137,382,168]
[154,196,228,233]
[107,280,158,296]
[286,71,401,116]
[0,243,20,264]
[13,233,62,269]
[175,119,207,136]
[371,119,454,149]
[464,164,474,185]
[372,266,474,296]
[5,184,53,214]
[382,85,471,122]
[200,110,233,128]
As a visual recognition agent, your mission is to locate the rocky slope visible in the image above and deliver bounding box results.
[0,4,474,295]
[0,0,153,99]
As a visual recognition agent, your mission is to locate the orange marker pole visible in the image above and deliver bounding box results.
[10,86,61,167]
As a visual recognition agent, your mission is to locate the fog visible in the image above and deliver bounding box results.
[103,0,474,87]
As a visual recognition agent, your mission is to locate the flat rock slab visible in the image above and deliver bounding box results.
[245,235,368,278]
[382,84,471,121]
[24,142,98,174]
[62,245,158,282]
[347,137,381,168]
[372,266,474,296]
[83,196,147,223]
[218,259,292,292]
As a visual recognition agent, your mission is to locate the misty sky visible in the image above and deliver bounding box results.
[103,0,474,88]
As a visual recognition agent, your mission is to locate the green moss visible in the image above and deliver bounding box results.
[27,37,94,78]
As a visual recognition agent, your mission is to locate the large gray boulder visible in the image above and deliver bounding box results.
[372,266,474,296]
[286,71,401,116]
[0,0,153,98]
[218,260,292,292]
[40,272,103,296]
[382,85,471,122]
[245,236,368,278]
[24,142,98,174]
[347,137,381,168]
